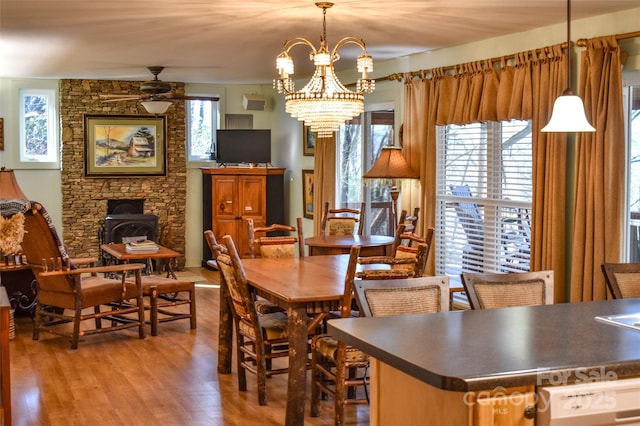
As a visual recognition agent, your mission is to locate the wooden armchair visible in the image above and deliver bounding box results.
[20,202,147,349]
[215,235,291,406]
[321,202,364,236]
[246,217,304,259]
[461,270,554,310]
[601,263,640,299]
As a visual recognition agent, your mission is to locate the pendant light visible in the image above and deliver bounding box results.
[541,0,595,132]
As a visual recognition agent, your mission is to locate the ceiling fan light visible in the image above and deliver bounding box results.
[141,101,172,114]
[541,94,595,132]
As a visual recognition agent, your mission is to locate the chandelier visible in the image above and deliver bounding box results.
[273,2,375,138]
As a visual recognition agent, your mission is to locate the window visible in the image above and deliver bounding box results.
[337,109,395,235]
[624,83,640,261]
[19,88,58,164]
[187,99,219,162]
[435,120,533,285]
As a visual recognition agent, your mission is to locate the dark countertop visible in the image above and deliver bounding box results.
[327,298,640,392]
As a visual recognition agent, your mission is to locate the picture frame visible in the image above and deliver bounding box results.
[303,124,316,156]
[84,114,166,177]
[302,169,314,219]
[0,117,4,151]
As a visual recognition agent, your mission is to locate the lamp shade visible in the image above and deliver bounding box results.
[363,147,419,179]
[0,167,27,199]
[541,93,595,132]
[141,101,172,114]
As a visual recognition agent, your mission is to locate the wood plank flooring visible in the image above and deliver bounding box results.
[9,267,370,426]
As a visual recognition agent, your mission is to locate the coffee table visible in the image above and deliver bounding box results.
[101,243,180,279]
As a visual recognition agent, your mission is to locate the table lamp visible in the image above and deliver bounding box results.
[363,146,419,229]
[0,167,27,200]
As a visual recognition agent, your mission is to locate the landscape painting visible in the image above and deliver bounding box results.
[84,115,166,177]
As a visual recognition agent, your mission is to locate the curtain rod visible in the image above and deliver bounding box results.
[576,30,640,47]
[375,42,569,83]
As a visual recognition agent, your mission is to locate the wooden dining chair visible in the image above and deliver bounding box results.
[321,202,365,236]
[310,244,424,424]
[601,263,640,299]
[246,217,304,258]
[215,234,292,406]
[460,270,554,310]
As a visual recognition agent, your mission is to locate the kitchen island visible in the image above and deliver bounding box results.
[328,298,640,425]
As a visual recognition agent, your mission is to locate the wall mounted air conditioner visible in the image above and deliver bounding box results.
[242,94,267,111]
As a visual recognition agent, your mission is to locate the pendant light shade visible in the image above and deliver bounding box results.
[541,0,595,133]
[141,101,172,114]
[541,90,595,132]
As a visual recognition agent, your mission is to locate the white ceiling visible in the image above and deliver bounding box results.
[1,0,639,84]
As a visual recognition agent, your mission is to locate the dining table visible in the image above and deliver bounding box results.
[304,234,395,256]
[217,254,351,426]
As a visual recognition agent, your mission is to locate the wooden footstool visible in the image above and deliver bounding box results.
[139,275,197,336]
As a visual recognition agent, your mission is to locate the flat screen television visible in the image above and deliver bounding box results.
[215,129,271,165]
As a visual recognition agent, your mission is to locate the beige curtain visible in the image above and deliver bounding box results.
[312,135,336,236]
[570,36,625,301]
[403,45,568,297]
[507,45,568,303]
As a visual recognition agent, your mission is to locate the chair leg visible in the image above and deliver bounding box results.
[235,331,247,392]
[334,342,347,426]
[149,285,158,336]
[94,305,102,329]
[256,339,268,406]
[310,348,321,417]
[71,308,82,350]
[189,288,197,329]
[32,303,41,341]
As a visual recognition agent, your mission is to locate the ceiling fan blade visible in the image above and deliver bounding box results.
[100,97,144,103]
[158,93,219,102]
[99,94,144,99]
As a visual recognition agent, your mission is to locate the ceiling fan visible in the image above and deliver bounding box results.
[99,66,219,113]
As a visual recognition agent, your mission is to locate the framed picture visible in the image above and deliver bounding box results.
[302,169,314,219]
[303,125,316,156]
[0,117,3,151]
[84,114,166,177]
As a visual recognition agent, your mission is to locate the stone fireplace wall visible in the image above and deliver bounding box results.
[59,79,187,268]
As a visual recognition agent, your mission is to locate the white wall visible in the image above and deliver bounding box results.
[1,6,638,267]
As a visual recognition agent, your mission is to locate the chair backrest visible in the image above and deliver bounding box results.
[461,270,554,310]
[397,207,420,234]
[246,217,304,258]
[601,263,640,299]
[19,202,76,294]
[353,276,450,317]
[338,245,421,318]
[321,202,364,236]
[215,235,260,327]
[204,230,221,269]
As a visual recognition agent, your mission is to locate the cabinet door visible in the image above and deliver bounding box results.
[474,392,535,426]
[238,176,266,220]
[211,176,240,246]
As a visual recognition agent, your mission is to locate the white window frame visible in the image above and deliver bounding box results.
[186,98,220,163]
[435,120,533,287]
[15,83,59,168]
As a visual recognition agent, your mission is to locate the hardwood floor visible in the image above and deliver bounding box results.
[9,267,370,426]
